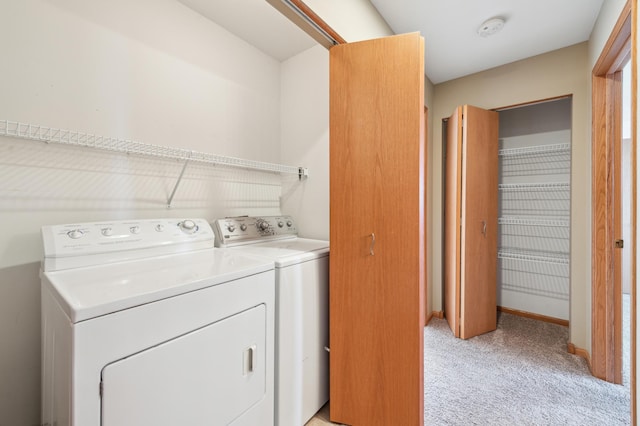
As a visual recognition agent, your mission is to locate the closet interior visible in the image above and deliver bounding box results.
[497,97,572,321]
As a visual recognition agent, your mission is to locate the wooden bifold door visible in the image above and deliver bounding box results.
[329,32,426,426]
[444,105,499,339]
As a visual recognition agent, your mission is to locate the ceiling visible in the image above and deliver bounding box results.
[371,0,605,83]
[179,0,605,84]
[178,0,316,61]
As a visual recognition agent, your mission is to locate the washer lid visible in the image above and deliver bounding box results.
[229,238,329,268]
[42,249,273,323]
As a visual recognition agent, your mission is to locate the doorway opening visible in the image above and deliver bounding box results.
[496,97,572,325]
[621,59,632,388]
[590,1,635,424]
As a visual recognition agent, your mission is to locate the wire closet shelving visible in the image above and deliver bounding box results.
[0,120,309,208]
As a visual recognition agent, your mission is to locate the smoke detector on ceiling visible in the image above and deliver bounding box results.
[477,17,505,37]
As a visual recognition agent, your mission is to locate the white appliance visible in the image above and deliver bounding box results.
[212,216,329,426]
[40,218,275,426]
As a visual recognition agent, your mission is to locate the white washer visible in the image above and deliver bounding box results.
[40,218,275,426]
[212,216,329,426]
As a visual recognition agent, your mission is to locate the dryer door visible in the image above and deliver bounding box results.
[101,304,267,426]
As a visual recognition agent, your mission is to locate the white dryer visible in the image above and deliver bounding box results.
[40,218,275,426]
[212,216,329,426]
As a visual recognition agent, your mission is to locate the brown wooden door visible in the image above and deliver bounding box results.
[329,33,425,426]
[444,105,498,339]
[459,105,499,339]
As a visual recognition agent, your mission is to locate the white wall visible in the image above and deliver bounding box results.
[431,43,590,349]
[589,0,630,66]
[0,1,286,424]
[280,45,330,240]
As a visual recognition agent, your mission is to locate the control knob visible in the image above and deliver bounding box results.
[227,224,236,233]
[286,220,293,227]
[101,227,113,237]
[179,219,198,234]
[130,226,140,234]
[67,229,84,239]
[278,221,284,228]
[256,219,270,232]
[240,224,247,231]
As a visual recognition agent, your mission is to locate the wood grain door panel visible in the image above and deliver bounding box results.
[329,32,425,426]
[459,105,499,339]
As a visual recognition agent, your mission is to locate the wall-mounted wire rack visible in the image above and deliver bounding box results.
[498,250,569,265]
[498,143,570,157]
[499,183,570,217]
[498,182,570,192]
[0,120,309,208]
[497,129,571,310]
[499,217,570,253]
[498,217,570,228]
[498,143,570,178]
[498,250,570,301]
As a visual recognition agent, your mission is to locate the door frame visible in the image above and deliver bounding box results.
[591,0,636,419]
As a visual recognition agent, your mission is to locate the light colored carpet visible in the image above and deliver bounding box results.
[425,313,630,425]
[308,312,630,425]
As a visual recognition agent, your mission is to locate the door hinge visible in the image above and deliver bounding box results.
[615,239,624,249]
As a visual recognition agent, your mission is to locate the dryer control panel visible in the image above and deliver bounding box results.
[42,218,214,271]
[212,216,298,247]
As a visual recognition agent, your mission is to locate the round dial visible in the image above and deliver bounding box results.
[256,219,270,232]
[155,224,165,232]
[101,227,113,237]
[286,220,293,227]
[67,229,84,239]
[179,219,198,234]
[227,224,236,233]
[130,226,141,234]
[278,221,284,228]
[240,224,247,231]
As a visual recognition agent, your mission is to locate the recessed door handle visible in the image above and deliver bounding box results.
[243,345,256,376]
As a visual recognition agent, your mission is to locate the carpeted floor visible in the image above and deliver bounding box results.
[425,313,630,425]
[308,312,630,425]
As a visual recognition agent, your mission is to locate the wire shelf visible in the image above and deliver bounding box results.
[499,151,570,178]
[498,250,569,265]
[498,250,570,301]
[0,120,306,176]
[498,143,570,157]
[499,187,570,217]
[498,182,570,192]
[497,138,571,306]
[499,232,569,255]
[498,216,570,228]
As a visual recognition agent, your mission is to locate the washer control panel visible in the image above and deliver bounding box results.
[42,218,214,271]
[212,216,297,247]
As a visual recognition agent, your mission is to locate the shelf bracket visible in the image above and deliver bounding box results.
[167,154,192,209]
[298,167,309,180]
